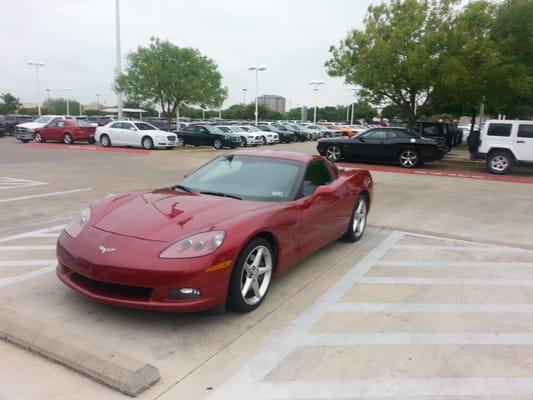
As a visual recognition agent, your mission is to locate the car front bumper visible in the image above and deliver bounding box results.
[16,132,33,140]
[56,228,236,312]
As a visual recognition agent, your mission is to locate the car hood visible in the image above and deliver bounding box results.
[17,122,45,129]
[93,189,273,242]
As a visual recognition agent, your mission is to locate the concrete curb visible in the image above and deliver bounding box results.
[0,310,160,397]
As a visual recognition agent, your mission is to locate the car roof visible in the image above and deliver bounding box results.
[227,149,320,163]
[485,119,533,124]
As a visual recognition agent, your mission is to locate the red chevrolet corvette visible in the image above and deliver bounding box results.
[57,150,373,313]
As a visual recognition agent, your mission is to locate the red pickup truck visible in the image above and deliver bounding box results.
[33,119,96,144]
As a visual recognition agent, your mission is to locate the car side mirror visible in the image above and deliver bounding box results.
[130,127,136,131]
[358,137,365,142]
[313,185,335,197]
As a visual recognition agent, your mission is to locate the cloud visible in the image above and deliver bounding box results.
[0,0,373,109]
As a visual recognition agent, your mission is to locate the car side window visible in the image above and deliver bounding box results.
[362,130,389,140]
[487,123,512,137]
[57,121,65,128]
[517,124,533,138]
[122,123,135,131]
[110,122,121,129]
[302,160,333,197]
[47,121,58,127]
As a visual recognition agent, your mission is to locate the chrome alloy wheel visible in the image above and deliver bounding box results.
[240,245,273,306]
[34,133,43,143]
[490,155,509,173]
[399,150,418,168]
[352,197,367,238]
[325,145,341,162]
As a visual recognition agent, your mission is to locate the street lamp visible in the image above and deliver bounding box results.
[45,88,51,101]
[27,60,45,116]
[248,66,267,125]
[115,0,123,119]
[96,93,100,106]
[242,88,247,105]
[62,88,72,115]
[309,80,324,124]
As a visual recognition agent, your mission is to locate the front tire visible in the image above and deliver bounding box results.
[399,149,420,168]
[227,238,274,313]
[240,137,248,147]
[487,151,513,175]
[343,195,368,242]
[213,138,223,149]
[261,136,267,145]
[34,132,45,143]
[325,144,342,162]
[142,136,154,150]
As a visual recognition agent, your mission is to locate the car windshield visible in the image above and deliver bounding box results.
[181,155,304,202]
[34,117,53,124]
[206,126,224,134]
[230,126,244,132]
[134,122,157,130]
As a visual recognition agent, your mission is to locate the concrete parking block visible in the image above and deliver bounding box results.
[0,310,160,397]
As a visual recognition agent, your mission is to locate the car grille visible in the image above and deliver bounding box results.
[167,135,176,141]
[15,127,28,133]
[70,272,153,300]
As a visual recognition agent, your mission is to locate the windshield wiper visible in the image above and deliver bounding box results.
[172,184,195,193]
[200,191,242,200]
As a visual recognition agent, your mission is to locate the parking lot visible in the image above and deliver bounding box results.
[1,136,533,399]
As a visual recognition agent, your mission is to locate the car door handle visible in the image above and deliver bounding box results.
[517,140,525,144]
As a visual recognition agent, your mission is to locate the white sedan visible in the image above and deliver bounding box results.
[95,120,178,149]
[216,125,263,147]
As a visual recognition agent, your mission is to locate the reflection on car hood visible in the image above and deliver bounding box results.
[16,122,46,129]
[94,189,272,242]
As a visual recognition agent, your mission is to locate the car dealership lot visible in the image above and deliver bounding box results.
[1,136,533,399]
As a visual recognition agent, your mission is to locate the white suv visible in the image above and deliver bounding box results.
[473,120,533,174]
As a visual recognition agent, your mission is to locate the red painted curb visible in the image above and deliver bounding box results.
[338,162,533,185]
[27,142,150,155]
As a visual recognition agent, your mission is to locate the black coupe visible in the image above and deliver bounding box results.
[317,127,445,168]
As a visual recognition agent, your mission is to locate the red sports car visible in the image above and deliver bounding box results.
[56,150,373,313]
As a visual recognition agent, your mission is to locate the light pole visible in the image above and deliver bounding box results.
[115,0,123,119]
[27,61,45,116]
[248,66,267,125]
[309,80,324,124]
[96,93,100,106]
[46,88,51,101]
[62,88,72,115]
[242,88,247,104]
[347,88,357,125]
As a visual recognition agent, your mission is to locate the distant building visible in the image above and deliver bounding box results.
[258,95,286,113]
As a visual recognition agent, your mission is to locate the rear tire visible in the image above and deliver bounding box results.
[342,195,368,242]
[88,137,96,145]
[487,150,513,175]
[63,133,73,145]
[100,134,111,147]
[325,144,342,162]
[227,237,274,313]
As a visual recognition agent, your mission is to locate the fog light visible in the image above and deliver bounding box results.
[167,288,201,300]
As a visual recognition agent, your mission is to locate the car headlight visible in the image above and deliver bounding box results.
[159,231,226,259]
[65,207,91,238]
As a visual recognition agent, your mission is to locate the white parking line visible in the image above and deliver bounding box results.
[0,260,57,267]
[0,225,64,243]
[0,177,48,190]
[392,245,533,252]
[253,378,533,399]
[0,265,55,288]
[0,245,56,251]
[207,231,406,400]
[360,276,533,286]
[375,261,533,268]
[302,332,533,346]
[329,302,533,313]
[208,230,533,400]
[0,188,92,203]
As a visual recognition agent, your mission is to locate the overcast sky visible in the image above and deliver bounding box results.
[1,0,375,110]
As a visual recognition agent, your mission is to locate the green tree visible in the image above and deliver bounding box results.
[488,0,533,118]
[381,103,408,121]
[115,37,228,130]
[42,98,82,115]
[0,93,21,114]
[326,0,459,127]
